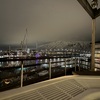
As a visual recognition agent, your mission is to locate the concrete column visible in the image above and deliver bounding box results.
[91,19,96,71]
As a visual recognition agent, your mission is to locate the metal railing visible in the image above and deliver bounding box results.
[0,56,91,91]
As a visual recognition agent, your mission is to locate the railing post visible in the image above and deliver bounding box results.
[49,60,51,79]
[78,58,80,71]
[65,58,66,75]
[75,58,76,71]
[21,60,23,87]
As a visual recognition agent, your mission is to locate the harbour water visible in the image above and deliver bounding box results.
[0,49,91,91]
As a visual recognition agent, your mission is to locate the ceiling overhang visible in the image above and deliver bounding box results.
[77,0,100,19]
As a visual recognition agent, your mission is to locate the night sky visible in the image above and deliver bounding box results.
[0,0,100,48]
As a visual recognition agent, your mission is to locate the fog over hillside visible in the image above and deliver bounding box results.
[0,40,91,51]
[37,40,91,51]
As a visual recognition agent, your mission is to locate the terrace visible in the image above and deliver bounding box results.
[0,75,100,100]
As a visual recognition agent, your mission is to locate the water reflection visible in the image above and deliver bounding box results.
[0,56,91,91]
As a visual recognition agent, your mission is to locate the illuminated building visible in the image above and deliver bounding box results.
[95,41,100,71]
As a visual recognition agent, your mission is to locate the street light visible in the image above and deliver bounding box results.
[91,0,98,9]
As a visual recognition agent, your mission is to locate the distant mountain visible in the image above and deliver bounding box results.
[37,40,91,51]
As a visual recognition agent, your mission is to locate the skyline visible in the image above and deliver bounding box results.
[0,0,100,47]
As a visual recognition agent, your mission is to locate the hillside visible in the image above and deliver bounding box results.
[38,41,91,51]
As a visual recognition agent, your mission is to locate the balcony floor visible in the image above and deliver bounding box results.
[0,75,100,100]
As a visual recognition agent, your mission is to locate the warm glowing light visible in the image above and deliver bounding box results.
[91,0,98,9]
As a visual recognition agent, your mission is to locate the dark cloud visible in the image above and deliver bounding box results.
[0,0,100,47]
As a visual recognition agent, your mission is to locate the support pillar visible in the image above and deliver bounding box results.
[91,19,96,71]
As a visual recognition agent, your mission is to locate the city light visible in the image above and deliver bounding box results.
[91,0,98,9]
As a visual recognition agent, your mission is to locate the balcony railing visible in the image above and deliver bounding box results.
[0,55,91,91]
